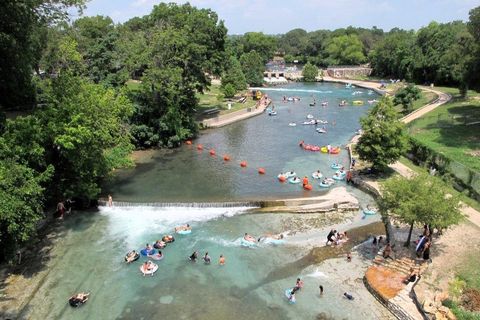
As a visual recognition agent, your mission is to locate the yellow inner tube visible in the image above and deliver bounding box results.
[352,100,364,105]
[320,146,328,153]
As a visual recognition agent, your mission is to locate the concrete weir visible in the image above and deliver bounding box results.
[99,187,360,214]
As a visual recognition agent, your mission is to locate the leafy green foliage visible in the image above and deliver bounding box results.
[240,51,264,86]
[0,159,52,258]
[221,56,247,91]
[394,84,422,113]
[356,97,408,170]
[222,84,236,98]
[302,62,319,82]
[0,0,86,110]
[380,174,463,246]
[325,34,366,65]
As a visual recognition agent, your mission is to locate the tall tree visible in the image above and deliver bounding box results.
[0,159,52,259]
[222,56,247,91]
[0,0,86,110]
[356,96,408,171]
[240,51,264,87]
[240,32,277,62]
[302,62,319,82]
[380,174,463,247]
[325,34,366,65]
[394,84,422,114]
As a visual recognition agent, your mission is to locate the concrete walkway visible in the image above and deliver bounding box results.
[201,97,270,128]
[400,86,452,124]
[322,75,390,95]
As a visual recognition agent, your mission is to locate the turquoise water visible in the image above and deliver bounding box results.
[22,206,386,320]
[20,83,387,319]
[105,82,377,202]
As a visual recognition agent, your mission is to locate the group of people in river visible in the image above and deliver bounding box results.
[326,229,349,246]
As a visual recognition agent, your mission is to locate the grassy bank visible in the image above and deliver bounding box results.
[196,84,254,116]
[398,157,480,212]
[406,88,480,172]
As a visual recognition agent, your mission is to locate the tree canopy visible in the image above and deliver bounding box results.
[356,97,408,170]
[380,174,463,246]
[302,62,319,82]
[394,84,422,114]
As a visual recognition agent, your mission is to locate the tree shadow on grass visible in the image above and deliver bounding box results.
[422,103,480,151]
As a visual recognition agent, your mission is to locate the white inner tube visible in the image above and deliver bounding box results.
[140,263,158,275]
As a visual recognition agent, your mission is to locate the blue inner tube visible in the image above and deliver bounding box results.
[240,238,256,248]
[177,229,192,235]
[140,248,156,256]
[289,177,301,184]
[332,175,345,181]
[363,209,376,215]
[263,238,285,245]
[331,163,342,169]
[285,288,296,304]
[319,182,331,188]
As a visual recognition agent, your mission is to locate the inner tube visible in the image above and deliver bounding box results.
[263,238,285,245]
[329,147,340,154]
[285,172,296,178]
[288,123,296,127]
[125,251,140,262]
[363,209,377,215]
[319,182,331,188]
[316,128,326,133]
[176,229,192,235]
[288,177,301,184]
[332,174,345,181]
[331,163,342,169]
[148,253,164,261]
[268,111,277,116]
[162,235,175,243]
[153,242,166,249]
[140,263,158,275]
[69,297,87,308]
[321,147,328,153]
[312,172,323,179]
[140,248,156,256]
[335,170,346,176]
[416,236,427,252]
[240,238,257,248]
[285,288,296,304]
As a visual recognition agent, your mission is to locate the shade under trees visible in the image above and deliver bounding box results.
[380,174,463,247]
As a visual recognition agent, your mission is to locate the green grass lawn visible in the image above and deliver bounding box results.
[196,84,255,116]
[406,92,480,172]
[398,157,480,212]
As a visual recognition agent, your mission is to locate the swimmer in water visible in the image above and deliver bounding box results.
[189,251,198,262]
[203,252,211,264]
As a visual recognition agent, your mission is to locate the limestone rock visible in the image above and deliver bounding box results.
[435,291,449,304]
[423,298,436,314]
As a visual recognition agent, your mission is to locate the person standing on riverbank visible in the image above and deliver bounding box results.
[56,201,65,219]
[108,195,113,207]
